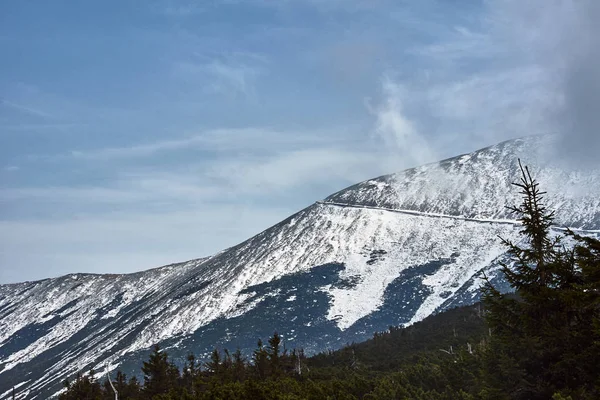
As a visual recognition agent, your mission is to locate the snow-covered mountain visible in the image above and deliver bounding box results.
[1,136,599,399]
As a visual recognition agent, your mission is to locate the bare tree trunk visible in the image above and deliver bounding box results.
[295,356,302,375]
[106,363,118,400]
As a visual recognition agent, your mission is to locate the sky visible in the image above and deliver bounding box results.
[1,0,598,283]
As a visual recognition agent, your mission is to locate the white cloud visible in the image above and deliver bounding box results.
[0,123,84,131]
[367,77,437,169]
[447,0,599,164]
[172,53,267,99]
[65,127,351,160]
[2,132,380,211]
[161,2,205,17]
[365,0,589,159]
[205,146,380,194]
[0,98,54,119]
[203,61,261,97]
[0,186,143,203]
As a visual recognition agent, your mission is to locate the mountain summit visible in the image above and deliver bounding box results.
[1,136,599,399]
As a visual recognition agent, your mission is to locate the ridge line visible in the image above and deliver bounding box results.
[316,200,520,226]
[317,201,600,233]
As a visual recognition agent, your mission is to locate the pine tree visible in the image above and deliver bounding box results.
[221,348,233,381]
[267,332,282,376]
[252,339,269,379]
[232,348,246,382]
[482,161,600,399]
[141,344,178,398]
[554,229,600,397]
[181,353,197,393]
[58,370,103,400]
[113,370,126,396]
[126,376,141,399]
[205,348,221,375]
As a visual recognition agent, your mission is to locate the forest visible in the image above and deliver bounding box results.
[57,165,600,399]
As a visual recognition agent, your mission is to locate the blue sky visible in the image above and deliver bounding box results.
[1,0,597,283]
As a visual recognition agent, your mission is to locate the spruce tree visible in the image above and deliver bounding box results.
[181,353,197,393]
[221,348,233,381]
[126,376,141,399]
[205,348,221,375]
[58,370,103,400]
[482,161,600,399]
[232,348,246,382]
[252,339,269,379]
[141,344,178,398]
[267,332,282,376]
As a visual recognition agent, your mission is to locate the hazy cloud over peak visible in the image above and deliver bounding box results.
[487,0,600,165]
[557,1,600,164]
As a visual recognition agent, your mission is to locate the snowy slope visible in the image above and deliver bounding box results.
[325,136,600,228]
[1,136,599,399]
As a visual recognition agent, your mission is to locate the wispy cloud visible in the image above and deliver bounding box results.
[0,98,54,119]
[0,83,136,135]
[204,146,380,194]
[1,123,84,132]
[413,25,496,64]
[367,77,437,168]
[4,127,378,205]
[160,2,205,17]
[172,52,268,99]
[369,0,586,158]
[64,127,349,160]
[451,0,600,166]
[203,61,262,98]
[0,185,147,204]
[0,129,381,282]
[69,135,206,160]
[263,0,395,14]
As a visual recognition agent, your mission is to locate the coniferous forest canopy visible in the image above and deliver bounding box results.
[56,164,600,399]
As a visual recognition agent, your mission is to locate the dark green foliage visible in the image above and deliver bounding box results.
[60,304,490,400]
[59,163,599,399]
[204,348,221,375]
[59,369,104,400]
[482,161,600,399]
[141,344,179,398]
[252,338,269,380]
[181,353,197,394]
[100,371,140,400]
[232,348,246,382]
[266,332,281,376]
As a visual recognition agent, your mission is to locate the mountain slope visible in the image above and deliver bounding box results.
[1,136,599,399]
[325,136,600,228]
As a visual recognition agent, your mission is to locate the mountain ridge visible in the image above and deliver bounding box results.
[324,136,600,229]
[1,135,599,399]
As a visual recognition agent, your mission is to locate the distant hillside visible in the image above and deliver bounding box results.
[308,302,487,372]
